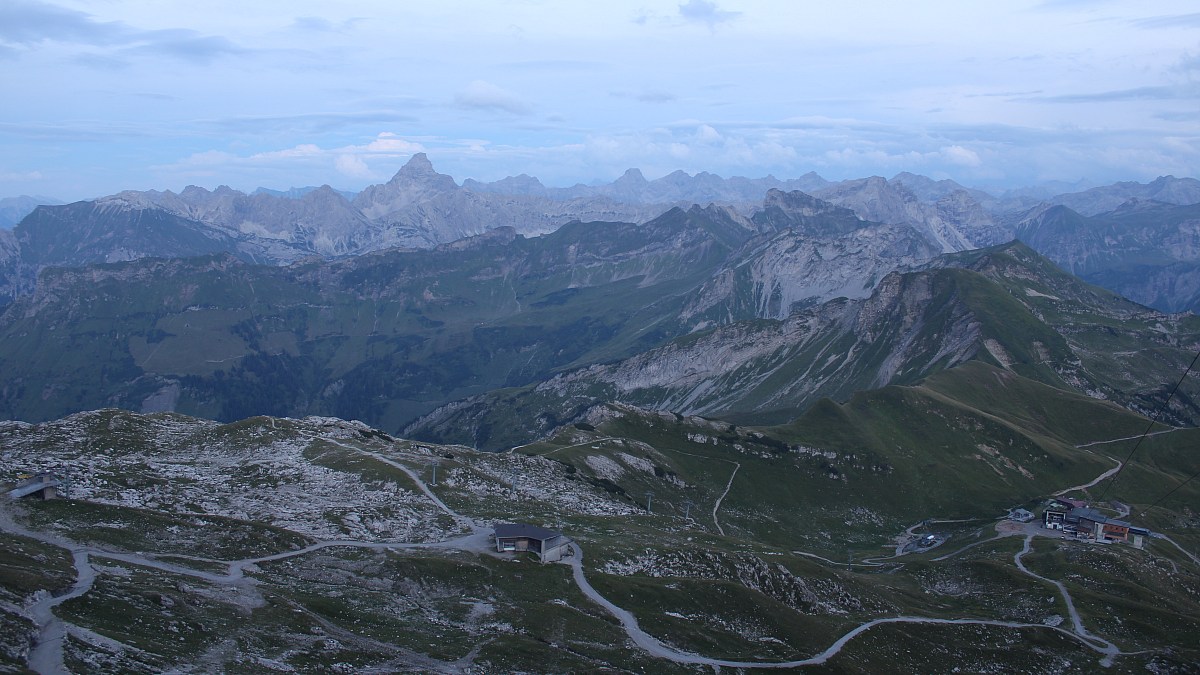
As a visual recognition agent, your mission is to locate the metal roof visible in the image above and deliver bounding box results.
[494,523,561,541]
[7,478,60,499]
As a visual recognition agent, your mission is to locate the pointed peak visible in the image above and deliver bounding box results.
[616,168,647,183]
[404,152,434,171]
[385,153,458,191]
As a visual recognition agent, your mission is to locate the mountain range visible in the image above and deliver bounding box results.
[2,157,1200,438]
[2,159,1200,672]
[3,155,1198,314]
[3,183,1199,452]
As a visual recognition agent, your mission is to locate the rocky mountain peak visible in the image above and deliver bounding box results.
[463,173,547,196]
[614,168,647,185]
[302,184,350,203]
[754,189,865,236]
[387,153,458,191]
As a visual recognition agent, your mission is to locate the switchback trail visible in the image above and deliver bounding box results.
[1014,535,1121,666]
[561,541,1123,669]
[649,444,740,535]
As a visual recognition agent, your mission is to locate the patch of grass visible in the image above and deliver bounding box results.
[16,500,311,561]
[0,531,76,601]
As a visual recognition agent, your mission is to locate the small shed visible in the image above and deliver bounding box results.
[7,473,62,500]
[493,523,572,563]
[1009,508,1035,523]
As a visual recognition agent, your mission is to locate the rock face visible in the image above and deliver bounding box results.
[683,190,944,322]
[810,177,983,252]
[1016,200,1200,312]
[406,241,1200,450]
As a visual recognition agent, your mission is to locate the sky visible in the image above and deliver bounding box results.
[1,0,1198,201]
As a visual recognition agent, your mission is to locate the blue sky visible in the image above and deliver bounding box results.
[1,0,1198,200]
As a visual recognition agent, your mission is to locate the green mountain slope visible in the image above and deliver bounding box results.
[408,242,1200,450]
[0,206,755,430]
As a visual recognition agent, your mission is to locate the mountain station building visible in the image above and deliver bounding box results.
[493,523,572,563]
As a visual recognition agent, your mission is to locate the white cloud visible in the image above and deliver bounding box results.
[249,144,322,161]
[335,153,373,179]
[941,145,982,167]
[364,134,425,154]
[693,124,723,144]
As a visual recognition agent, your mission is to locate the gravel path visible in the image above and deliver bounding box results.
[561,541,1121,668]
[1013,535,1121,666]
[710,461,740,536]
[5,424,1177,672]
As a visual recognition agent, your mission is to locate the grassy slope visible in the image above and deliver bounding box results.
[0,209,746,431]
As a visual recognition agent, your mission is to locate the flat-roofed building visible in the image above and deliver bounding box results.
[493,523,572,563]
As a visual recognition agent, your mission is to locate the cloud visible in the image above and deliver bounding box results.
[454,80,532,115]
[1176,53,1200,73]
[0,0,127,46]
[290,16,363,33]
[157,134,428,180]
[637,91,676,103]
[0,1,250,64]
[1131,12,1200,29]
[204,111,419,135]
[0,169,43,181]
[292,16,334,32]
[126,33,246,63]
[249,144,323,161]
[677,0,741,26]
[941,145,982,167]
[1028,83,1199,103]
[363,133,425,154]
[335,153,373,179]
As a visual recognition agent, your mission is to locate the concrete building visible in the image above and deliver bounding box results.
[7,473,62,500]
[493,523,572,563]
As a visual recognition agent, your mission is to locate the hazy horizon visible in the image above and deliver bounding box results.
[2,1,1198,201]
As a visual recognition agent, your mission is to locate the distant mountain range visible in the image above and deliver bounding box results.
[2,156,1200,436]
[3,155,1198,311]
[3,182,1198,446]
[0,195,63,229]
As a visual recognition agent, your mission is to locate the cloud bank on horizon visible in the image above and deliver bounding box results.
[1,0,1198,200]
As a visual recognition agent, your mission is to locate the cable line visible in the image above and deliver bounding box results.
[1096,347,1200,503]
[1141,464,1200,516]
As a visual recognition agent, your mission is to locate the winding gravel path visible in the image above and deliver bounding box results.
[1013,535,1120,666]
[8,425,1187,672]
[561,541,1121,668]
